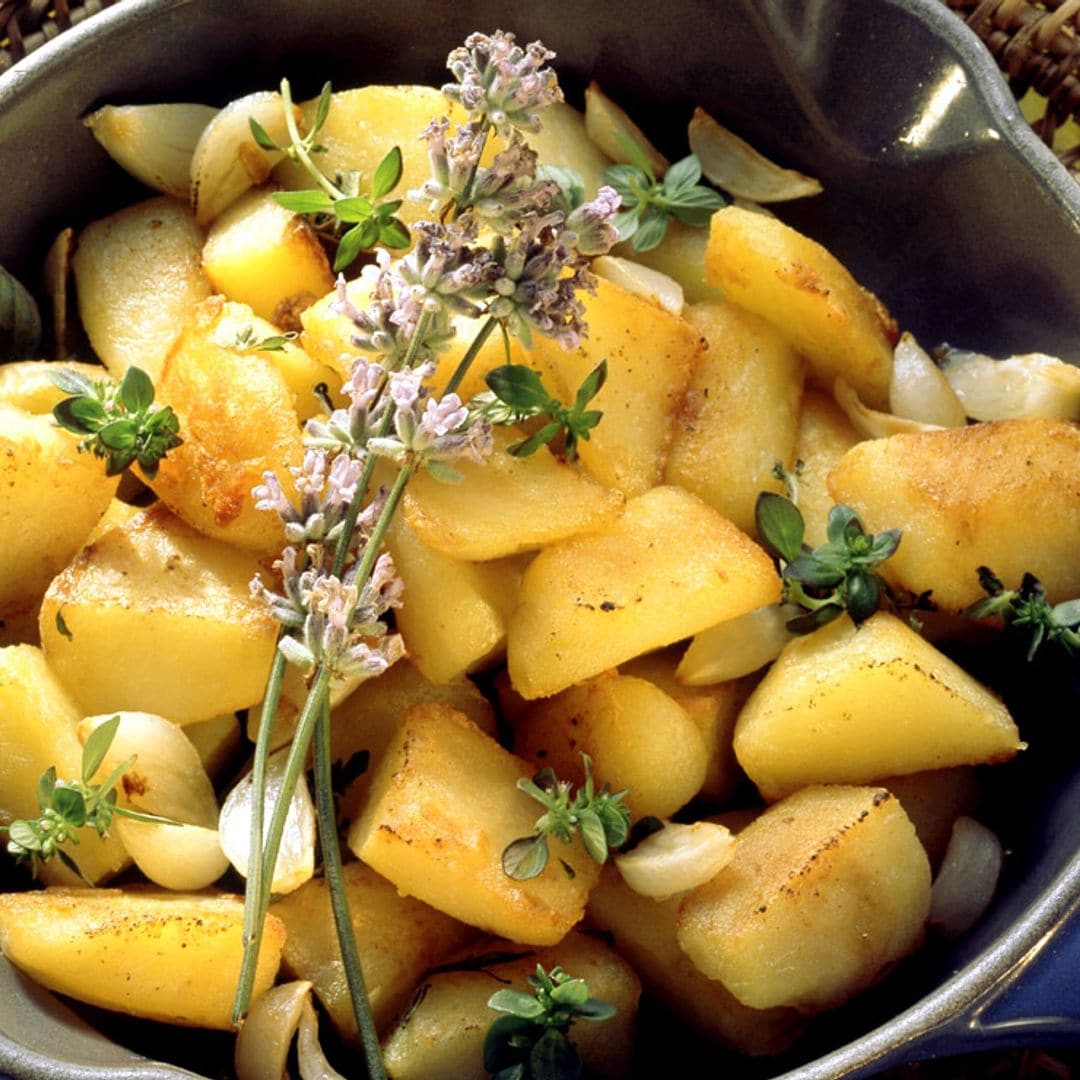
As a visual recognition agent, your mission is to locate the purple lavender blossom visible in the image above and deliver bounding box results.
[443,31,562,135]
[565,185,622,256]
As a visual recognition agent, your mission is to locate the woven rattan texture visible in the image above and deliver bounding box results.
[0,0,119,73]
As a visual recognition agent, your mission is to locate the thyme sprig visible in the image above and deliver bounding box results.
[967,568,1080,661]
[484,964,616,1080]
[502,755,631,881]
[1,716,175,881]
[473,361,607,462]
[755,492,902,632]
[604,139,726,252]
[50,366,181,479]
[251,80,411,271]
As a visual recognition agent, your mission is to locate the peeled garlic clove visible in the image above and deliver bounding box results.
[929,816,1003,939]
[85,103,217,199]
[584,81,669,176]
[676,604,799,686]
[616,821,735,899]
[939,349,1080,421]
[0,264,42,362]
[297,997,348,1080]
[191,91,299,226]
[890,333,966,427]
[235,979,313,1080]
[114,819,228,890]
[834,377,943,439]
[42,228,75,361]
[219,748,316,895]
[77,712,219,828]
[689,106,821,202]
[592,255,684,315]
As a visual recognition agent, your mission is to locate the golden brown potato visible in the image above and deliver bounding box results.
[827,418,1080,610]
[706,205,895,408]
[202,187,334,326]
[381,931,640,1079]
[507,486,780,699]
[40,504,277,725]
[147,296,304,556]
[273,860,472,1039]
[347,703,599,946]
[529,277,704,496]
[0,889,283,1029]
[72,196,212,382]
[664,300,804,534]
[675,785,931,1012]
[0,362,119,620]
[587,866,805,1055]
[733,613,1022,801]
[512,671,707,819]
[0,645,128,885]
[404,428,625,561]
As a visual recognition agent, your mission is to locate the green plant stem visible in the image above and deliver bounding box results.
[280,78,342,201]
[232,646,288,1025]
[313,696,385,1079]
[443,315,497,395]
[455,122,492,216]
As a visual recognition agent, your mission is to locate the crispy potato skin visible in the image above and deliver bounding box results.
[828,418,1080,610]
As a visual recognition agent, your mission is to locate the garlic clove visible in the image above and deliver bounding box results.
[677,603,799,686]
[615,820,735,899]
[592,255,684,315]
[889,332,966,428]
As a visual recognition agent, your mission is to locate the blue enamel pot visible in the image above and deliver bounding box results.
[0,1,1077,1076]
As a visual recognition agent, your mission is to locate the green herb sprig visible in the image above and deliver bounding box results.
[603,137,726,252]
[221,323,299,354]
[474,361,607,462]
[966,568,1080,661]
[1,716,175,881]
[502,755,630,881]
[251,81,411,271]
[484,964,617,1080]
[50,366,181,479]
[755,492,901,632]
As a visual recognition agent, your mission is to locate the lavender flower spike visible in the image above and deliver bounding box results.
[443,31,562,135]
[565,185,622,256]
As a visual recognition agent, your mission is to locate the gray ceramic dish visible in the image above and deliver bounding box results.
[0,1,1079,1077]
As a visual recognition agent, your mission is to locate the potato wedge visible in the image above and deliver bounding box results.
[147,295,304,556]
[404,428,625,560]
[508,486,780,699]
[0,889,282,1029]
[347,703,599,946]
[706,205,895,408]
[664,300,803,534]
[382,931,640,1079]
[40,504,277,725]
[274,860,472,1039]
[827,418,1080,610]
[72,196,212,382]
[675,785,931,1012]
[733,613,1022,801]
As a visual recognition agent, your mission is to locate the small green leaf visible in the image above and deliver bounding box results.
[486,365,553,414]
[786,604,845,634]
[0,263,43,362]
[576,808,608,864]
[529,1028,582,1080]
[1052,599,1080,627]
[273,190,335,215]
[7,819,43,852]
[783,553,846,589]
[871,529,902,561]
[334,195,375,224]
[549,978,589,1008]
[755,492,805,564]
[334,224,368,272]
[248,117,280,152]
[576,998,618,1021]
[630,205,669,252]
[846,571,880,624]
[37,766,57,810]
[52,785,87,826]
[371,146,404,200]
[48,368,96,397]
[483,1014,536,1073]
[119,366,155,414]
[826,504,860,546]
[507,421,562,458]
[611,206,642,243]
[488,989,547,1020]
[602,163,646,203]
[662,154,702,194]
[379,218,412,249]
[572,360,607,412]
[613,131,657,183]
[537,165,585,212]
[97,419,138,451]
[312,82,333,135]
[54,609,73,641]
[502,835,550,880]
[82,716,120,784]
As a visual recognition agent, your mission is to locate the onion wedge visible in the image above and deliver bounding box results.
[584,81,669,176]
[929,816,1003,939]
[235,980,313,1080]
[890,332,966,427]
[677,604,799,686]
[689,106,821,202]
[191,91,299,226]
[939,349,1080,421]
[85,103,217,199]
[114,820,228,890]
[219,748,316,895]
[834,377,943,439]
[615,821,735,899]
[592,254,684,315]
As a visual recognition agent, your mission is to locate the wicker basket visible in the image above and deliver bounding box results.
[0,0,118,73]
